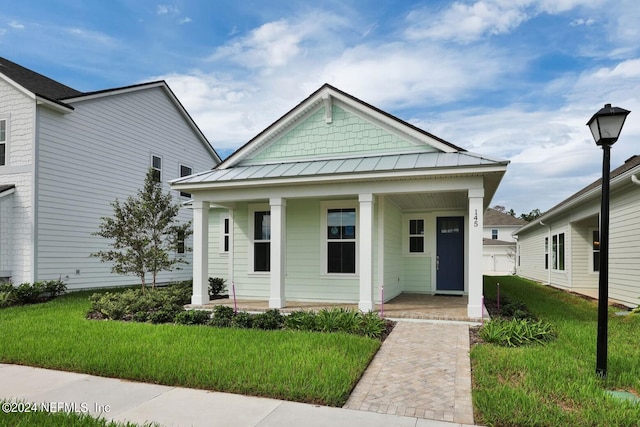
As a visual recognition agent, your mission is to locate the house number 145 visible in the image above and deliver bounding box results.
[473,209,479,227]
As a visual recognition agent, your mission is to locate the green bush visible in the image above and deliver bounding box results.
[208,277,227,297]
[357,311,387,338]
[13,282,46,304]
[212,305,235,320]
[232,311,254,328]
[0,290,15,308]
[88,286,185,322]
[175,309,211,325]
[43,279,67,298]
[480,318,557,347]
[252,309,284,330]
[284,310,318,331]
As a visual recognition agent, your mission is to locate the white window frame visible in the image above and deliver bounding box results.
[589,228,600,274]
[151,154,162,183]
[0,117,8,167]
[248,204,270,275]
[552,232,565,271]
[179,164,192,198]
[544,237,549,270]
[219,212,230,254]
[320,200,358,276]
[403,214,427,255]
[491,229,498,240]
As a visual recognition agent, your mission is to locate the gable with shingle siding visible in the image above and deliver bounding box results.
[245,103,435,164]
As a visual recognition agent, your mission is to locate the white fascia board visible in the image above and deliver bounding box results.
[0,75,36,100]
[36,96,74,114]
[0,187,16,198]
[171,164,504,192]
[515,165,640,235]
[185,176,485,204]
[329,92,458,153]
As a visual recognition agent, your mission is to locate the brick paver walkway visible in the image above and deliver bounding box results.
[344,321,475,424]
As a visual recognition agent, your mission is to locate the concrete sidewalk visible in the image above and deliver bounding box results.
[0,363,476,427]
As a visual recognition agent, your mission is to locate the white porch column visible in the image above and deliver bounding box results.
[467,189,484,318]
[191,200,210,305]
[359,193,374,312]
[269,197,286,309]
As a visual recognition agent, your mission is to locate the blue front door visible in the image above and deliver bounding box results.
[436,217,464,292]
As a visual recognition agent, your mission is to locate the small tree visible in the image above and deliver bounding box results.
[92,168,192,292]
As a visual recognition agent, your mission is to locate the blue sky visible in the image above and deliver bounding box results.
[1,0,639,215]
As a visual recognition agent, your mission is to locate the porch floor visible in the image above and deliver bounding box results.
[189,293,482,322]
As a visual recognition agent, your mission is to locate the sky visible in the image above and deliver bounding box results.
[1,0,639,216]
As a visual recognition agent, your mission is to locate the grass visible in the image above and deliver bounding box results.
[472,276,640,427]
[0,290,380,407]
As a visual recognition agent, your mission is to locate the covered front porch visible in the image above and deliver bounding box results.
[189,293,486,322]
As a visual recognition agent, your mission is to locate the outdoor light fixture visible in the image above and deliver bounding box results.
[587,103,630,378]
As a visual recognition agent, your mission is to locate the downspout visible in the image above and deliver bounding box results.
[631,174,640,186]
[540,220,551,285]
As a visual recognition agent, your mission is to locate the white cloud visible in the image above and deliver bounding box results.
[157,5,179,16]
[179,17,192,25]
[569,17,595,26]
[405,1,534,43]
[9,21,24,30]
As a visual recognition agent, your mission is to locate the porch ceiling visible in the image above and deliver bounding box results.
[386,191,468,211]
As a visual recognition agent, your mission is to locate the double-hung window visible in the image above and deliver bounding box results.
[552,232,565,270]
[253,211,270,272]
[151,155,162,183]
[0,119,7,166]
[491,229,498,240]
[223,216,230,253]
[544,237,549,270]
[592,229,600,272]
[327,208,356,273]
[179,165,192,197]
[409,219,424,253]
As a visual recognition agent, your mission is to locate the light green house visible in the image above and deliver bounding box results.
[171,84,508,319]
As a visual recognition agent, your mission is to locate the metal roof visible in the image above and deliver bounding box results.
[173,151,507,185]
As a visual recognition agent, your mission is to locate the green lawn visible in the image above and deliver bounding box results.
[472,276,640,427]
[0,291,380,407]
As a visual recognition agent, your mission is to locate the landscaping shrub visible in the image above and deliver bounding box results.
[284,310,317,331]
[252,309,285,330]
[175,309,211,325]
[88,283,186,322]
[208,277,227,297]
[13,281,46,304]
[480,318,557,347]
[232,311,254,328]
[43,279,67,298]
[357,311,387,338]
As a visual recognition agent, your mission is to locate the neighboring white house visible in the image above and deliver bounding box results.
[514,155,640,308]
[483,208,527,275]
[171,84,509,318]
[0,57,221,288]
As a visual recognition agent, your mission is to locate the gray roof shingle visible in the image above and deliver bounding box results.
[0,57,82,100]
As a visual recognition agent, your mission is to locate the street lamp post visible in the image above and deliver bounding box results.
[586,103,630,378]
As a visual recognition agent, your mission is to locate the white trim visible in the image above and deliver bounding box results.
[219,212,230,254]
[248,203,271,275]
[403,214,427,255]
[320,200,359,276]
[0,116,8,167]
[178,163,193,198]
[588,227,599,274]
[151,154,162,182]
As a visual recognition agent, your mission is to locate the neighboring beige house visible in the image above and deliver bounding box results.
[514,155,640,308]
[0,57,220,288]
[483,208,526,275]
[171,84,509,318]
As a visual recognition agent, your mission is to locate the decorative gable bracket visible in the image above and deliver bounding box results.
[323,93,332,124]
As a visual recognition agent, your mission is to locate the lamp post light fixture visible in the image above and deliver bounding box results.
[586,103,630,378]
